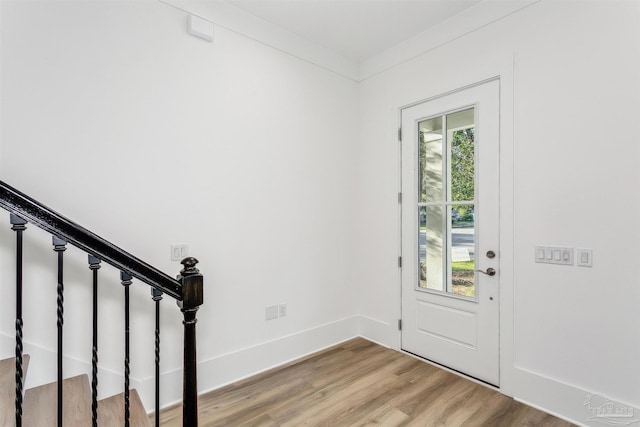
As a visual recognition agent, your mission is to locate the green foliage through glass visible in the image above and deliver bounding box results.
[451,128,474,203]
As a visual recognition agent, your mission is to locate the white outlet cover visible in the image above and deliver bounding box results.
[171,244,189,261]
[265,305,279,320]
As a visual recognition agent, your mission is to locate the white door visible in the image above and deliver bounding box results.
[401,79,500,386]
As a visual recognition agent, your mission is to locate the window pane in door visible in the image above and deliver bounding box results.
[419,205,444,291]
[447,108,475,202]
[450,204,475,298]
[419,117,443,203]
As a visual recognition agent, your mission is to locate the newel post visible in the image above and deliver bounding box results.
[177,257,203,426]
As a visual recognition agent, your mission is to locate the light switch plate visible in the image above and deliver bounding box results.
[535,246,573,265]
[577,248,593,267]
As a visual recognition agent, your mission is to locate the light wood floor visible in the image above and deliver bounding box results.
[155,338,575,426]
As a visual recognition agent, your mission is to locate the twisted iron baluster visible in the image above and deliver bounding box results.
[53,236,67,427]
[89,255,101,427]
[151,288,163,427]
[11,214,27,427]
[121,271,132,427]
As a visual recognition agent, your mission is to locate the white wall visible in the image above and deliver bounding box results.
[356,0,640,425]
[2,0,639,424]
[0,0,359,409]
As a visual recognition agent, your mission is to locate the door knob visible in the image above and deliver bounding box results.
[476,267,496,276]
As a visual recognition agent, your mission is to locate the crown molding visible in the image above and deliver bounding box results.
[358,0,540,81]
[159,0,360,80]
[159,0,540,82]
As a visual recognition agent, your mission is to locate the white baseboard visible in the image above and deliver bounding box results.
[146,315,360,411]
[357,314,398,349]
[3,316,359,412]
[512,366,640,427]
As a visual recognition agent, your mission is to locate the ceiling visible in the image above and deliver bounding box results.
[225,1,483,62]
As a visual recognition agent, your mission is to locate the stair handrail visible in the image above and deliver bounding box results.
[0,180,182,299]
[1,179,203,425]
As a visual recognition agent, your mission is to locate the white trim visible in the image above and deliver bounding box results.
[147,315,359,411]
[158,0,359,80]
[399,76,500,112]
[157,0,539,82]
[359,1,539,81]
[515,397,586,427]
[358,315,395,348]
[3,316,360,413]
[511,366,640,427]
[498,53,516,398]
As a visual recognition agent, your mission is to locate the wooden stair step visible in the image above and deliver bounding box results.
[23,374,91,427]
[0,354,30,426]
[98,389,150,427]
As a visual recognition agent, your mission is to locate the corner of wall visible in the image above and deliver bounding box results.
[357,315,398,349]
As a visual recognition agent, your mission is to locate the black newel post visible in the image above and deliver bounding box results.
[177,257,203,427]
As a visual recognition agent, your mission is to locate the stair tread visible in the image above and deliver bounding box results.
[98,389,151,427]
[23,374,91,427]
[0,354,30,426]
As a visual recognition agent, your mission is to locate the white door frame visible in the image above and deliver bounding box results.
[395,61,515,396]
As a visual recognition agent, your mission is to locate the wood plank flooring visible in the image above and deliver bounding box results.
[23,374,91,427]
[0,355,30,426]
[98,389,151,427]
[155,338,575,426]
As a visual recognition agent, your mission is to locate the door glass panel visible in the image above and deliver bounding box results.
[448,109,475,202]
[417,107,476,299]
[419,117,443,203]
[451,204,475,297]
[419,205,444,291]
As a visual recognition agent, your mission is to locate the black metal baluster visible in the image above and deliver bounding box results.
[151,288,163,427]
[121,271,132,427]
[53,236,67,427]
[89,255,101,427]
[11,214,27,427]
[177,257,203,427]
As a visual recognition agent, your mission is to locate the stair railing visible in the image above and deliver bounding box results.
[0,180,203,426]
